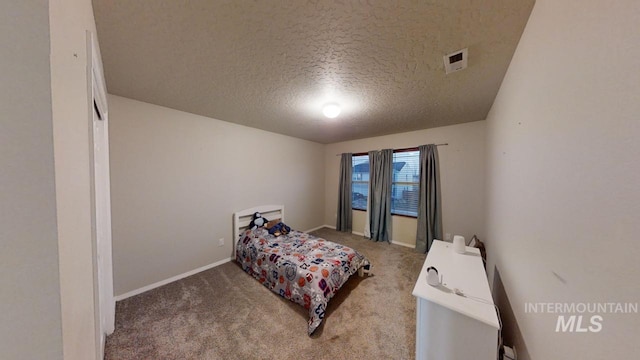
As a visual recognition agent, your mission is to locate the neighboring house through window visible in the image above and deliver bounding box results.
[351,154,369,211]
[351,149,420,217]
[391,150,420,217]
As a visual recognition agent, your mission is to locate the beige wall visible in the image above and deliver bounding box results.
[0,1,63,358]
[108,95,325,296]
[1,1,102,358]
[485,0,640,358]
[50,0,102,358]
[324,121,486,247]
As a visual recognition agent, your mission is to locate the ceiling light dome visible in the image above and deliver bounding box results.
[322,103,341,118]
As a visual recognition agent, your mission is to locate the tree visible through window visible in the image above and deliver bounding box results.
[351,149,420,217]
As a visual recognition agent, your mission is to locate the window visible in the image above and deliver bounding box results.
[391,150,419,217]
[351,149,420,217]
[351,154,369,211]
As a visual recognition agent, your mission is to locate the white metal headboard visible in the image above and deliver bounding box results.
[232,205,284,260]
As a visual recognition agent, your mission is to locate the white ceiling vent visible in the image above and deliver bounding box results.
[443,48,468,74]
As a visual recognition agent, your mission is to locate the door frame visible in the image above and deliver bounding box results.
[87,30,115,359]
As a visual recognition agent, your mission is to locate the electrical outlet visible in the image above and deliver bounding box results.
[218,238,224,247]
[445,233,452,241]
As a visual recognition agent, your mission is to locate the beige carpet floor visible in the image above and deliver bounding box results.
[105,228,427,360]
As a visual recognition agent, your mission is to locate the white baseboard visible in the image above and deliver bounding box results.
[114,257,233,301]
[310,225,366,238]
[304,226,415,249]
[304,225,331,233]
[391,240,415,249]
[312,225,365,236]
[351,230,415,249]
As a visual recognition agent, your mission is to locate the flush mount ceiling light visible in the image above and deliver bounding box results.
[322,103,341,118]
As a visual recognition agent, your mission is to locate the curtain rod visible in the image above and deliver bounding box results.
[335,143,448,156]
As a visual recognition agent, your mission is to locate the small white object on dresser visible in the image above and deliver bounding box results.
[412,240,500,360]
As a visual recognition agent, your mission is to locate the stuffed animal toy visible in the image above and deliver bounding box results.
[248,212,268,230]
[267,221,291,237]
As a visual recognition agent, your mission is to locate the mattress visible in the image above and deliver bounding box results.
[236,227,370,334]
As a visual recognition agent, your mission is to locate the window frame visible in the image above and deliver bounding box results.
[349,147,420,218]
[390,148,420,218]
[351,154,369,212]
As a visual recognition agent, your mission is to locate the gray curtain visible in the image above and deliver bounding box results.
[368,149,393,242]
[416,144,442,253]
[336,153,352,232]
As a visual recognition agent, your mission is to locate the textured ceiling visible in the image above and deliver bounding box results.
[93,0,534,144]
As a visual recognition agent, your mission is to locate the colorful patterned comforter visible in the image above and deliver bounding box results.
[236,228,370,335]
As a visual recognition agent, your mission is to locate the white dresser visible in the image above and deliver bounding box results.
[412,240,500,360]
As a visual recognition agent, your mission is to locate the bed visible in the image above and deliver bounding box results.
[233,205,371,335]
